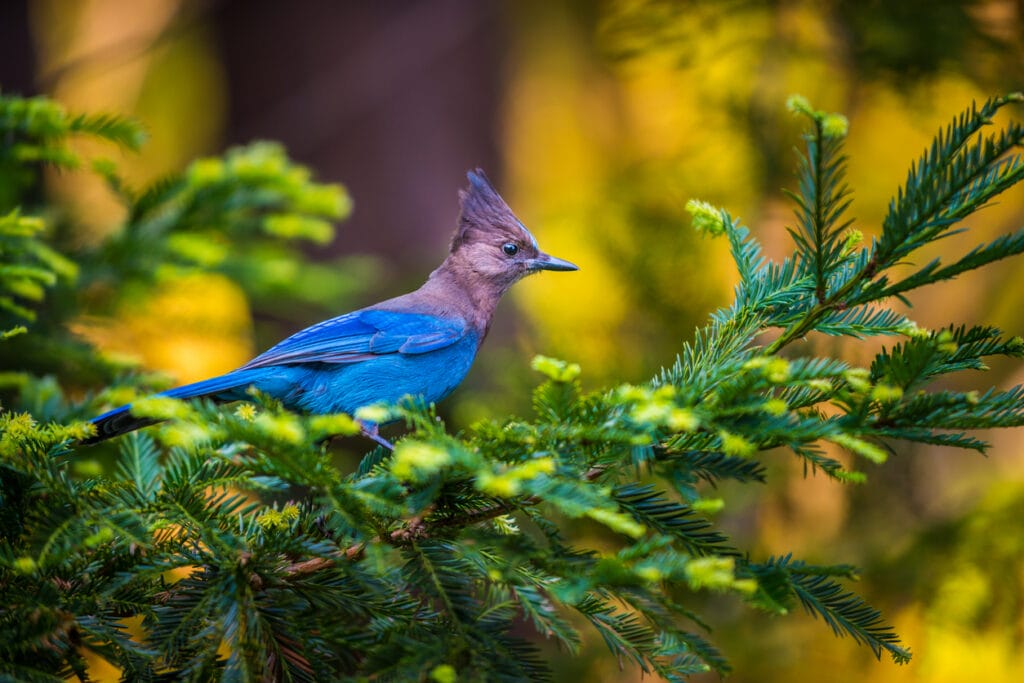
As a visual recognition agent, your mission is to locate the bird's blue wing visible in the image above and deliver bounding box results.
[241,309,469,369]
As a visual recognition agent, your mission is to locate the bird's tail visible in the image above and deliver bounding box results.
[83,369,263,444]
[85,406,159,444]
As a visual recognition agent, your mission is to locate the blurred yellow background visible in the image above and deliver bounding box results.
[5,0,1024,680]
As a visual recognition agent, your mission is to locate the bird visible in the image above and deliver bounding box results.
[85,169,578,447]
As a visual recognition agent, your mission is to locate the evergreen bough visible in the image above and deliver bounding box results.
[2,90,1024,681]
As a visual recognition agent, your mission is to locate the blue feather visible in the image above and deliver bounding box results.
[86,315,479,442]
[242,310,467,368]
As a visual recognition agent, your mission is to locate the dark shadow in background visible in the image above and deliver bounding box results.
[0,1,36,95]
[210,0,504,281]
[1,0,505,281]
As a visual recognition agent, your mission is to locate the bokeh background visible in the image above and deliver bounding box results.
[3,0,1024,680]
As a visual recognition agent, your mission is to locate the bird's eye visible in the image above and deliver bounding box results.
[502,243,519,257]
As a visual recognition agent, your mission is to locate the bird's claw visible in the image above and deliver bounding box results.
[359,421,394,450]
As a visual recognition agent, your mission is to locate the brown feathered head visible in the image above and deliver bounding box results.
[445,169,577,292]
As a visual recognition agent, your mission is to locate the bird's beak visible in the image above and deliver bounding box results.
[530,251,579,272]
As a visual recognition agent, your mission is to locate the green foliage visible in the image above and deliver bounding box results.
[0,93,365,397]
[95,141,356,310]
[2,91,1024,680]
[0,210,77,338]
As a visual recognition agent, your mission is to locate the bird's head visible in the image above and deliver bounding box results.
[447,169,578,292]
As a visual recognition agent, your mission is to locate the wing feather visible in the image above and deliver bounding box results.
[241,309,468,369]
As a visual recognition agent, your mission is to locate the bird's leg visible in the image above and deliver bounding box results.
[359,421,394,450]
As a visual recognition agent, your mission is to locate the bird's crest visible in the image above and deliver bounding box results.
[452,169,531,251]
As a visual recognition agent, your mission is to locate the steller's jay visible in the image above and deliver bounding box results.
[85,170,578,446]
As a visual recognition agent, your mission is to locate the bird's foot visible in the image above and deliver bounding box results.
[359,421,394,450]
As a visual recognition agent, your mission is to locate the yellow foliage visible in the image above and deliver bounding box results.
[74,272,254,384]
